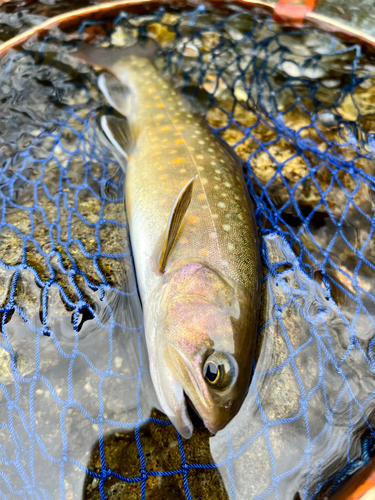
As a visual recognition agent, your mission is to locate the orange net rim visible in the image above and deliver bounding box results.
[0,0,375,56]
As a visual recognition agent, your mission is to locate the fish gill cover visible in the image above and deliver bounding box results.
[0,3,375,500]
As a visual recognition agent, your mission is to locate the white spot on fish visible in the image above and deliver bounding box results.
[222,224,231,232]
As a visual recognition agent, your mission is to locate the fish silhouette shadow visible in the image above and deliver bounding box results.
[82,408,229,500]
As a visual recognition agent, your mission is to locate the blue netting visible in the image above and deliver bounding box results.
[1,4,375,500]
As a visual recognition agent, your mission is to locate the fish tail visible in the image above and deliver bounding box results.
[75,39,157,73]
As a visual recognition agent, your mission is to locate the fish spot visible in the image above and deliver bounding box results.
[214,176,221,181]
[176,126,185,131]
[234,195,240,200]
[181,237,189,244]
[151,151,161,157]
[220,159,225,164]
[208,148,214,153]
[217,202,226,209]
[197,166,204,171]
[213,214,219,219]
[200,249,209,257]
[180,169,187,173]
[155,114,165,119]
[215,169,222,174]
[187,114,193,118]
[160,175,168,180]
[201,178,208,185]
[221,193,228,198]
[157,103,165,108]
[210,161,217,166]
[173,158,184,164]
[198,193,206,201]
[237,214,244,220]
[214,185,220,190]
[169,150,177,154]
[188,215,199,224]
[197,155,204,160]
[172,119,178,123]
[175,139,184,144]
[198,140,205,145]
[222,224,231,232]
[157,166,164,171]
[224,182,232,188]
[161,126,171,131]
[188,147,195,151]
[228,243,234,251]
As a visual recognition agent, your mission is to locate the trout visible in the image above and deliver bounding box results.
[77,43,260,438]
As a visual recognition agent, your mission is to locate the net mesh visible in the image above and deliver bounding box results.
[1,4,375,500]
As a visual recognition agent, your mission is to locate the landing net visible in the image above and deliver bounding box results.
[0,4,375,500]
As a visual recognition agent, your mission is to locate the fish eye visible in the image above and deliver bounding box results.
[204,360,224,386]
[203,352,237,389]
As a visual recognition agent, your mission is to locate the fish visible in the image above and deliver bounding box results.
[75,42,261,439]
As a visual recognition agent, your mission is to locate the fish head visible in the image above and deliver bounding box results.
[148,262,256,438]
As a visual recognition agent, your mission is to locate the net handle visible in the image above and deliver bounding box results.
[273,0,317,26]
[0,0,375,57]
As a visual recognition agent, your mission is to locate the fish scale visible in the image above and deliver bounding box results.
[78,45,260,438]
[124,56,258,299]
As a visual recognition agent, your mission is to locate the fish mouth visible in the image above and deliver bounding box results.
[165,378,194,439]
[163,346,214,438]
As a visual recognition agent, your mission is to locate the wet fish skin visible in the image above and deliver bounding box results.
[77,46,260,438]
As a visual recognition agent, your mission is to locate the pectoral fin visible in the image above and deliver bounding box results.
[158,176,196,273]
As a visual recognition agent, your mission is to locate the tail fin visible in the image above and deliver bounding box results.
[75,39,157,74]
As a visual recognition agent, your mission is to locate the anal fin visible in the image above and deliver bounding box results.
[158,176,196,274]
[101,115,136,161]
[98,72,133,118]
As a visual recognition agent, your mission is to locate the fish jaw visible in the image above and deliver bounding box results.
[161,376,194,439]
[147,334,194,438]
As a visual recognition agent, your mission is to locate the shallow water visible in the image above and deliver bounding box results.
[0,3,375,500]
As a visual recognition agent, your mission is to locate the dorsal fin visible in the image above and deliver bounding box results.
[101,115,137,161]
[158,176,196,273]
